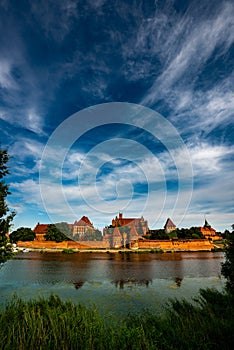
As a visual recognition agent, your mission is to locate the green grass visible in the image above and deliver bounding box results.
[62,248,75,254]
[0,290,233,349]
[212,246,225,252]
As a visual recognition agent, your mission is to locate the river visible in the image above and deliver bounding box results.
[0,251,225,316]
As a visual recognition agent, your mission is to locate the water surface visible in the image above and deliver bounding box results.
[0,251,225,316]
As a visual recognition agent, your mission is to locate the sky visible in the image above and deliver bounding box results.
[0,0,233,232]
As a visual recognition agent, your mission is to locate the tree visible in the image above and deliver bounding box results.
[10,227,35,243]
[189,226,203,238]
[54,222,72,239]
[44,224,71,243]
[0,147,15,263]
[177,227,202,239]
[221,224,234,294]
[148,229,169,240]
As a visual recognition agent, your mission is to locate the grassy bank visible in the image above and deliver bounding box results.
[0,290,233,350]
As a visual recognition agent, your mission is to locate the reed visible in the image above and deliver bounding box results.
[0,290,233,350]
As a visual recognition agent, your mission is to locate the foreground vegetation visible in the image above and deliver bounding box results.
[0,147,15,263]
[0,289,233,350]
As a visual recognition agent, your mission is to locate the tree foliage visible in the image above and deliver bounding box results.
[176,227,203,239]
[54,222,72,239]
[148,229,169,240]
[222,224,234,294]
[10,227,35,243]
[44,224,71,243]
[148,227,203,240]
[0,147,15,263]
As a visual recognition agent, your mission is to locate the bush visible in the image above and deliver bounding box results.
[222,225,234,294]
[62,248,75,254]
[10,227,35,243]
[192,233,201,239]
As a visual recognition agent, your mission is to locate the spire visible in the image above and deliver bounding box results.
[129,225,139,241]
[113,226,121,237]
[204,219,211,228]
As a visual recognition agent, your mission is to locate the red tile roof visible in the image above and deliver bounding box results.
[73,216,93,227]
[33,223,49,235]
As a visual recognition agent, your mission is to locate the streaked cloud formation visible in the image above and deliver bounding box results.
[0,0,233,231]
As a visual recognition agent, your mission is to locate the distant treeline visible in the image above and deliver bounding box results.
[148,227,204,240]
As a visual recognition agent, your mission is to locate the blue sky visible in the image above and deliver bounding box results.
[0,0,233,232]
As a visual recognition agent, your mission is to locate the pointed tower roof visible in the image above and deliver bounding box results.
[112,226,121,237]
[129,225,139,239]
[204,219,211,228]
[164,218,176,228]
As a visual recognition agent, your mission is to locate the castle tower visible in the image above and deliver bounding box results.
[164,218,176,234]
[112,226,122,248]
[129,225,139,242]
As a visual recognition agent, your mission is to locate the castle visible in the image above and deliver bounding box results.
[199,219,220,240]
[31,215,221,251]
[102,213,148,248]
[111,213,148,235]
[71,216,96,239]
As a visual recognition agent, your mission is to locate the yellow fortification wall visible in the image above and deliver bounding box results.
[135,239,214,251]
[18,239,214,251]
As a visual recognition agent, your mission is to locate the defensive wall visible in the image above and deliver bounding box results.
[134,239,214,251]
[18,239,214,251]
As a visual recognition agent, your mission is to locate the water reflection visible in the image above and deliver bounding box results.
[175,277,183,287]
[112,278,152,289]
[74,281,85,289]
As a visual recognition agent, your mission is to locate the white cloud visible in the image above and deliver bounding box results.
[0,59,17,89]
[0,103,45,137]
[140,2,234,105]
[8,138,45,178]
[11,179,42,206]
[189,143,234,174]
[10,138,44,160]
[27,110,45,136]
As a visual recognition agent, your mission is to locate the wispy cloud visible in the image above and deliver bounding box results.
[30,0,78,42]
[139,1,234,105]
[0,59,17,89]
[11,179,42,207]
[1,0,233,231]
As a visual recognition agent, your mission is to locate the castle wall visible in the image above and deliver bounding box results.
[135,239,214,251]
[18,239,214,251]
[17,241,89,249]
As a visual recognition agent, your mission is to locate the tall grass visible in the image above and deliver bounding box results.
[0,290,233,350]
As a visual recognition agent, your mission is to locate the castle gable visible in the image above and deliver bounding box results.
[74,216,93,227]
[33,223,49,241]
